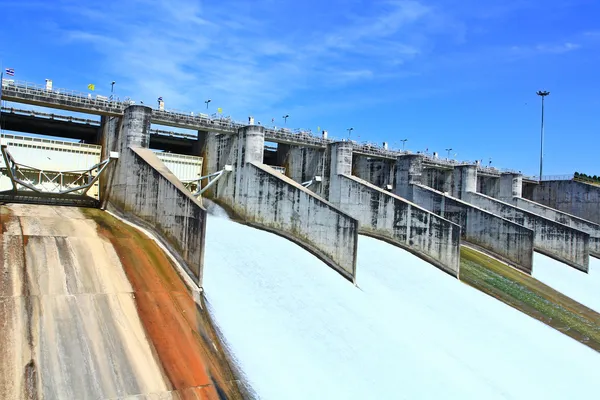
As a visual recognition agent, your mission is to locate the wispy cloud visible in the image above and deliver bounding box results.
[50,0,454,118]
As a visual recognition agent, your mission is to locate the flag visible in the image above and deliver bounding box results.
[5,68,14,76]
[317,126,321,132]
[87,83,95,91]
[217,107,222,113]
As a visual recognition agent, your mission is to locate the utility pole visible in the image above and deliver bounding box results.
[401,139,408,151]
[536,90,550,181]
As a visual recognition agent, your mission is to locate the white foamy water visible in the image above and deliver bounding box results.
[203,214,600,399]
[533,253,600,312]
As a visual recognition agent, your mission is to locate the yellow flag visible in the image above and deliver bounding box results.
[87,83,95,91]
[217,107,223,113]
[317,126,321,132]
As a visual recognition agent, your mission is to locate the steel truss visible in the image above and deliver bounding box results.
[0,144,118,197]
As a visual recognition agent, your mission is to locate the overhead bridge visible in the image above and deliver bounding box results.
[1,79,536,178]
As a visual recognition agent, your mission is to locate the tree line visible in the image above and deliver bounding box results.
[574,172,600,183]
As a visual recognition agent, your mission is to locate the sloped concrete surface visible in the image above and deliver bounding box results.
[0,204,242,400]
[0,204,169,399]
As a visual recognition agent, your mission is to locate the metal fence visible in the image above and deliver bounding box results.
[1,79,536,176]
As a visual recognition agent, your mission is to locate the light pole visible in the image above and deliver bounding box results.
[536,90,550,181]
[401,139,408,151]
[205,99,211,109]
[445,148,452,160]
[347,127,354,139]
[283,114,289,124]
[110,81,115,100]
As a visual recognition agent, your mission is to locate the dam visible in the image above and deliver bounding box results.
[1,76,600,398]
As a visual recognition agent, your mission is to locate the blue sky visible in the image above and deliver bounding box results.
[1,0,599,176]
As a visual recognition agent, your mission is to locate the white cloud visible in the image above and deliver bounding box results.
[52,0,450,118]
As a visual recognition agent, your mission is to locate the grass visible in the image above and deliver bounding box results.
[460,246,600,352]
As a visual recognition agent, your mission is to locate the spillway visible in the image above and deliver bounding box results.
[203,212,600,400]
[533,253,600,313]
[0,204,242,399]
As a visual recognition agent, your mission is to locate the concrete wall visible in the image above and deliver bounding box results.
[513,197,600,258]
[395,155,424,201]
[498,173,522,201]
[353,156,395,189]
[338,174,461,276]
[243,163,358,281]
[201,127,359,282]
[527,180,600,225]
[422,168,452,194]
[477,175,500,198]
[451,165,477,199]
[277,144,325,195]
[466,192,589,272]
[100,106,207,286]
[412,184,535,273]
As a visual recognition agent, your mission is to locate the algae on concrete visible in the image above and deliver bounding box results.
[460,246,600,352]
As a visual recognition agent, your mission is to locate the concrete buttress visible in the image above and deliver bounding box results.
[201,126,360,282]
[100,105,208,286]
[328,142,461,276]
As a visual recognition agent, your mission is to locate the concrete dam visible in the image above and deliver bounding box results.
[1,78,600,398]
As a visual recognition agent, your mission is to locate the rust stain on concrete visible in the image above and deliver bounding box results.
[0,204,244,400]
[86,207,244,399]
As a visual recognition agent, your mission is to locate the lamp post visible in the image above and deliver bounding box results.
[283,114,289,124]
[401,138,408,151]
[445,148,453,160]
[205,99,211,109]
[347,127,354,139]
[110,81,115,100]
[536,90,550,181]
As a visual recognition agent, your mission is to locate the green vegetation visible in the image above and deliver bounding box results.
[574,172,600,185]
[460,247,600,352]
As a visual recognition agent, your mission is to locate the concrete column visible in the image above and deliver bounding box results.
[241,125,265,164]
[330,141,353,176]
[192,130,208,156]
[499,173,523,200]
[328,141,353,205]
[122,105,152,149]
[353,156,393,188]
[452,165,477,199]
[394,154,424,201]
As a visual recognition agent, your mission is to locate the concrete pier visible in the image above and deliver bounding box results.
[412,184,535,273]
[490,173,600,259]
[465,192,590,271]
[499,173,523,201]
[201,128,359,282]
[447,166,591,272]
[451,164,477,199]
[512,197,600,258]
[352,155,395,190]
[328,143,461,276]
[394,154,424,201]
[276,144,325,196]
[524,180,600,226]
[395,158,534,272]
[100,105,207,285]
[422,167,453,194]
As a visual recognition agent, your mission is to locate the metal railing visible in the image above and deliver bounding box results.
[2,79,531,175]
[541,174,574,181]
[1,106,101,125]
[1,79,125,113]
